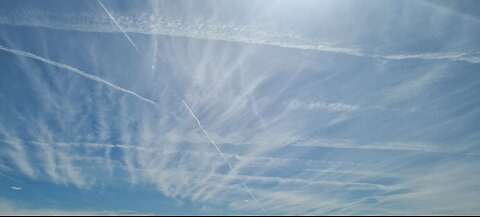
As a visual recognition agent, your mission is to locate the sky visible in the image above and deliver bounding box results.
[0,0,480,215]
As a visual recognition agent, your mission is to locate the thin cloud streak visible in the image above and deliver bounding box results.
[379,52,480,64]
[96,0,141,53]
[0,172,29,187]
[181,99,268,215]
[0,45,157,105]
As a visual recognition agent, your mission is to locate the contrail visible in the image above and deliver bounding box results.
[0,45,156,105]
[379,52,480,63]
[97,0,141,53]
[181,99,268,215]
[0,172,29,187]
[1,10,479,64]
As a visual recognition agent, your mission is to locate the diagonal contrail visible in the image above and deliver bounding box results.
[0,172,29,187]
[181,99,268,215]
[0,45,156,105]
[1,43,266,214]
[97,0,141,53]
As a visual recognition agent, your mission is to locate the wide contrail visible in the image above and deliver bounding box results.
[2,10,479,64]
[0,45,156,105]
[97,0,141,53]
[181,99,268,215]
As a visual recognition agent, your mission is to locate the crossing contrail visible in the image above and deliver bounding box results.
[0,45,156,105]
[181,99,268,215]
[97,0,141,53]
[0,43,266,214]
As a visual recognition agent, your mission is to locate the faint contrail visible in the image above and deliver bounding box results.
[0,45,156,105]
[181,99,268,215]
[97,0,141,53]
[0,172,29,187]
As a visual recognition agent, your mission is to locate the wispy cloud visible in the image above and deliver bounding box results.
[0,199,147,216]
[1,1,479,215]
[292,138,466,154]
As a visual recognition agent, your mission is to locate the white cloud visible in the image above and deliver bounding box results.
[288,99,359,112]
[0,128,35,178]
[370,162,480,215]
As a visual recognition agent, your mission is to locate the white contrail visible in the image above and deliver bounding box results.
[380,52,480,64]
[1,10,479,64]
[0,172,29,187]
[181,99,268,215]
[96,0,141,53]
[0,45,156,105]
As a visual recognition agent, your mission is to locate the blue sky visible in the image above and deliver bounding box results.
[1,0,480,215]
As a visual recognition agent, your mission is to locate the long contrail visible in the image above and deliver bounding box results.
[1,10,479,64]
[0,45,156,105]
[97,0,141,53]
[181,100,268,215]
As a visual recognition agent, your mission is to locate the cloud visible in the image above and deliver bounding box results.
[10,186,22,190]
[369,162,480,215]
[288,99,359,112]
[1,1,479,214]
[0,128,35,178]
